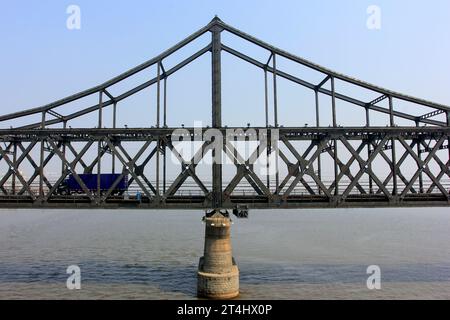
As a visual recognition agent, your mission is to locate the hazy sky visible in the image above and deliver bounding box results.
[0,0,449,129]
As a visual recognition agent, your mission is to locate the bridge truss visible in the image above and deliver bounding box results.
[0,17,449,209]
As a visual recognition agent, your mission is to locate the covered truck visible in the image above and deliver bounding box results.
[58,174,128,195]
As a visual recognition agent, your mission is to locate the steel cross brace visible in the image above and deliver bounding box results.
[326,139,368,195]
[338,135,391,201]
[223,139,271,199]
[398,136,448,198]
[0,143,37,200]
[277,141,319,196]
[164,138,211,197]
[46,138,95,201]
[104,138,154,201]
[281,136,331,199]
[374,139,418,195]
[101,138,153,202]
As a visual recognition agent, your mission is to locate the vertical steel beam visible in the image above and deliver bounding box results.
[163,78,167,194]
[264,69,269,128]
[98,91,103,129]
[315,90,322,194]
[447,111,450,168]
[274,136,280,195]
[366,107,373,194]
[415,121,424,193]
[155,64,161,198]
[272,53,278,128]
[164,77,167,127]
[264,69,270,189]
[331,77,338,195]
[113,102,117,129]
[112,102,117,174]
[62,120,67,175]
[389,96,395,127]
[97,91,103,200]
[315,90,320,128]
[39,111,45,199]
[272,54,280,193]
[389,96,398,195]
[156,139,160,199]
[163,140,167,195]
[12,142,17,195]
[365,107,370,128]
[211,24,222,208]
[331,77,337,127]
[266,131,271,190]
[157,61,161,128]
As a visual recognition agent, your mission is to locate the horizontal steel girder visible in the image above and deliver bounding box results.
[0,127,448,209]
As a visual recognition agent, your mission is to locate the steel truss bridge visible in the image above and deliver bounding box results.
[0,17,449,209]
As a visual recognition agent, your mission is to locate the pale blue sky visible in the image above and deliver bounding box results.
[0,0,449,128]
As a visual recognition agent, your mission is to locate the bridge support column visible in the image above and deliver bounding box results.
[197,211,239,299]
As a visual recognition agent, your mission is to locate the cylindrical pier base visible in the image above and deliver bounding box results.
[197,211,239,299]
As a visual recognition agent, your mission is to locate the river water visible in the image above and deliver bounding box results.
[0,208,449,300]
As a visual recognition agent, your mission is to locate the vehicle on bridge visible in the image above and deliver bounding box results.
[57,174,128,195]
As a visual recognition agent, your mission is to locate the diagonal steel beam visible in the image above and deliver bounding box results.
[398,136,447,198]
[325,147,366,195]
[278,139,315,191]
[101,139,152,202]
[367,94,388,106]
[17,142,53,191]
[0,142,15,194]
[223,140,263,196]
[329,139,367,195]
[282,137,330,198]
[280,137,332,198]
[418,140,450,193]
[164,139,212,197]
[18,141,59,195]
[223,165,247,198]
[420,109,445,120]
[46,138,95,201]
[125,145,157,191]
[426,158,449,194]
[223,139,271,197]
[0,144,37,200]
[66,143,89,171]
[0,142,33,192]
[339,136,391,199]
[105,139,153,200]
[373,140,418,194]
[84,143,109,174]
[278,148,316,195]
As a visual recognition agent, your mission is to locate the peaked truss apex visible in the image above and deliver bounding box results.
[0,16,449,127]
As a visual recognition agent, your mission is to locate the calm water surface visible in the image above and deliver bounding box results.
[0,208,449,299]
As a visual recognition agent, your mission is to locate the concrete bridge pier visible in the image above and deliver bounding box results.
[197,210,239,299]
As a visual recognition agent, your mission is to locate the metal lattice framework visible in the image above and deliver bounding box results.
[0,17,449,209]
